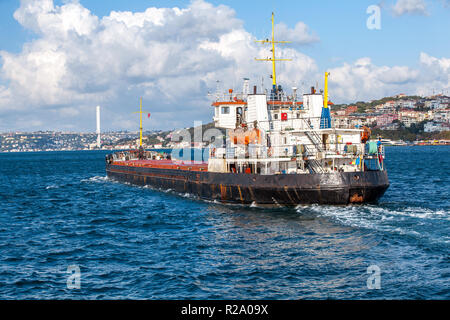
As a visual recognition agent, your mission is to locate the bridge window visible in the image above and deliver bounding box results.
[221,106,230,114]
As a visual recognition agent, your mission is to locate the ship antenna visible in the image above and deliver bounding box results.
[255,12,291,96]
[132,97,150,147]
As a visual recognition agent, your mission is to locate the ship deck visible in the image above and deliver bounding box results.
[112,160,208,172]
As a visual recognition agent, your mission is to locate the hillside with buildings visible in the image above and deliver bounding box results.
[331,93,450,142]
[1,93,449,152]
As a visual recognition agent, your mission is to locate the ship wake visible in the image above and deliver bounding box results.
[298,203,449,245]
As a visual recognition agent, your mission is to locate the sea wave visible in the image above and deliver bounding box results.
[45,184,60,190]
[297,204,449,244]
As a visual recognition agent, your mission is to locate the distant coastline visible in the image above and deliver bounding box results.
[1,144,449,154]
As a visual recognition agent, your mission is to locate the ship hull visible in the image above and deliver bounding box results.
[106,163,389,206]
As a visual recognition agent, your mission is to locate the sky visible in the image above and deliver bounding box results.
[0,0,449,132]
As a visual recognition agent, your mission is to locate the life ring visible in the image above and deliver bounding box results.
[211,147,216,157]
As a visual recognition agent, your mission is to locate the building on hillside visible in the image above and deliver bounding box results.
[379,122,400,130]
[424,121,450,132]
[332,113,376,128]
[433,109,450,123]
[398,100,416,109]
[375,101,396,113]
[400,116,419,128]
[365,115,378,126]
[398,110,422,127]
[345,105,358,115]
[333,116,354,128]
[376,113,398,127]
[424,99,448,110]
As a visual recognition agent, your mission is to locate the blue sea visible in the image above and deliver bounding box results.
[0,146,448,299]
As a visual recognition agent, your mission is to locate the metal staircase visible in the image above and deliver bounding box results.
[299,118,325,173]
[301,118,324,152]
[304,130,324,152]
[303,144,325,173]
[307,159,324,173]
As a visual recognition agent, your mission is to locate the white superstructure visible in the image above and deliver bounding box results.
[207,13,385,176]
[208,81,377,175]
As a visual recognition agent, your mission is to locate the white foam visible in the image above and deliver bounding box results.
[81,176,109,183]
[297,204,449,244]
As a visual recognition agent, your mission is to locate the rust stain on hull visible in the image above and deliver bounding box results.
[220,184,227,200]
[349,193,364,203]
[247,187,256,202]
[284,186,296,205]
[237,186,244,203]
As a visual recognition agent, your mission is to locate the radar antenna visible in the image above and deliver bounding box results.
[255,12,292,96]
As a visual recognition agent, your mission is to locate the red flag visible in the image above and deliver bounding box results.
[147,113,151,118]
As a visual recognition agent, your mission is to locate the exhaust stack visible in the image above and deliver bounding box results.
[96,105,101,148]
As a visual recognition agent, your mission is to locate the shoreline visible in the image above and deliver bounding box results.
[1,144,449,153]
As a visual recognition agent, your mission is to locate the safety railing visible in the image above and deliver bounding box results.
[211,143,365,159]
[210,142,386,172]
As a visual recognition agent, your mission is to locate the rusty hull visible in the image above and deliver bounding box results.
[106,164,389,206]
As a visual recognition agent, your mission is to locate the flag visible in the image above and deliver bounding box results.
[147,113,151,118]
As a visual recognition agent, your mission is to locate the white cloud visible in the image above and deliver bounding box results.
[0,0,321,131]
[420,52,450,70]
[13,0,98,37]
[327,54,449,102]
[416,52,450,95]
[274,22,319,44]
[392,0,428,16]
[0,0,448,131]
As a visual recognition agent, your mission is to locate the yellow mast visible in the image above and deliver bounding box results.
[324,72,329,108]
[255,12,291,93]
[320,72,332,129]
[132,97,149,147]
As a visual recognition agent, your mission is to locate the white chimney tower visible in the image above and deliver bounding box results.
[96,105,101,148]
[243,78,250,95]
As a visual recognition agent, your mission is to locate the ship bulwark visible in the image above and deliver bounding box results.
[106,164,389,206]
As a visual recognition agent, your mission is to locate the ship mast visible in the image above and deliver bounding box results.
[132,97,149,147]
[324,72,329,109]
[320,72,332,129]
[255,12,291,95]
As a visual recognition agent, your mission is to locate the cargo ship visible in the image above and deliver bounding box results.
[106,13,389,206]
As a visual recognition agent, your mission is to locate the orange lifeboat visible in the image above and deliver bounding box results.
[361,126,371,143]
[229,127,262,145]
